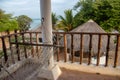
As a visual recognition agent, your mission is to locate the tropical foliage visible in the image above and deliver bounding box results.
[0,9,18,32]
[1,0,120,32]
[52,13,58,30]
[57,9,75,32]
[73,0,120,32]
[17,15,32,31]
[0,9,32,32]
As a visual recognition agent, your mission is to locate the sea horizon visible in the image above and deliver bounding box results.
[30,19,41,30]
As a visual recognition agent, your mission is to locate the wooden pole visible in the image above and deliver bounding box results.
[80,34,83,64]
[56,34,60,61]
[21,33,27,58]
[64,34,67,62]
[71,34,74,63]
[114,35,119,67]
[7,31,15,64]
[1,37,8,63]
[88,34,92,65]
[14,30,20,61]
[97,35,102,66]
[105,35,110,67]
[30,32,34,57]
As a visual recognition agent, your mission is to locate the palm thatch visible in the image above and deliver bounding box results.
[23,26,41,39]
[31,25,57,32]
[31,25,42,32]
[61,19,115,56]
[25,25,57,43]
[26,25,54,38]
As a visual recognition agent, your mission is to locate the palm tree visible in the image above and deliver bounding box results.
[57,9,74,32]
[52,13,58,30]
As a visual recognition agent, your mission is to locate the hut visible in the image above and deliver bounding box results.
[31,25,42,32]
[61,19,115,57]
[27,25,57,43]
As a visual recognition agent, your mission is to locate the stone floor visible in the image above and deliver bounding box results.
[58,68,120,80]
[1,60,120,80]
[1,66,120,80]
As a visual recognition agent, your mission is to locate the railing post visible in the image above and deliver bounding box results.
[1,37,8,63]
[7,30,15,64]
[114,35,119,68]
[30,32,34,57]
[105,35,110,67]
[14,30,20,61]
[56,34,60,61]
[71,34,74,63]
[36,32,39,58]
[80,34,83,64]
[64,34,67,62]
[97,34,102,66]
[88,34,92,65]
[21,32,27,58]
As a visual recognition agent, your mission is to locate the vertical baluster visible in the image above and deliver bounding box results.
[71,34,74,63]
[30,32,34,57]
[105,35,110,67]
[114,35,119,68]
[64,34,67,62]
[36,33,39,58]
[97,34,102,66]
[56,34,60,61]
[7,31,15,64]
[80,34,83,64]
[88,34,92,65]
[1,37,8,63]
[14,30,20,61]
[22,32,27,58]
[36,33,39,52]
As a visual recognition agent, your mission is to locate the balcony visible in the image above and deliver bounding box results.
[0,30,120,80]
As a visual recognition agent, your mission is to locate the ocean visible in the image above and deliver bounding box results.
[30,19,41,30]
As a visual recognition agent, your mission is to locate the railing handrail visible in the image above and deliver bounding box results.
[10,42,63,48]
[0,31,120,38]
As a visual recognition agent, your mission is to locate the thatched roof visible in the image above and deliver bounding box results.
[31,25,57,32]
[25,25,57,40]
[31,25,42,32]
[61,19,115,56]
[71,19,106,33]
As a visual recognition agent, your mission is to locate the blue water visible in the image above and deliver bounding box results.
[30,19,41,30]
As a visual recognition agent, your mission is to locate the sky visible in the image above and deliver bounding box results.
[0,0,79,19]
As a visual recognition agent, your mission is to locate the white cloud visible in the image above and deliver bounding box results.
[51,0,65,3]
[0,0,79,18]
[5,1,28,5]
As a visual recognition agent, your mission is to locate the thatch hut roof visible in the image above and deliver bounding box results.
[31,25,42,32]
[71,19,106,33]
[24,25,42,39]
[25,25,57,43]
[61,19,115,56]
[31,25,57,32]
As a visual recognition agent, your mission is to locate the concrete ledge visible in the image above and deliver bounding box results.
[57,61,120,76]
[0,59,26,78]
[0,58,39,78]
[38,64,61,80]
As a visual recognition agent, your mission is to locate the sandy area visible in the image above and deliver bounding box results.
[58,68,120,80]
[54,50,120,67]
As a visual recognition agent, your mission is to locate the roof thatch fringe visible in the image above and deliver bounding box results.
[60,19,115,56]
